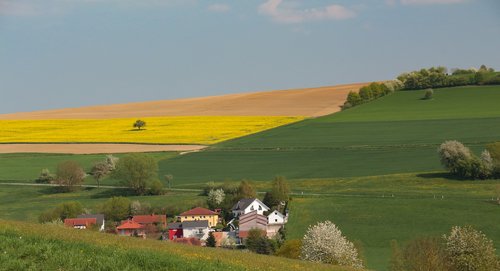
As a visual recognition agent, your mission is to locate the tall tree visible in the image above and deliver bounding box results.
[206,232,216,247]
[112,153,158,195]
[238,180,256,199]
[133,119,146,130]
[56,161,85,192]
[90,161,110,188]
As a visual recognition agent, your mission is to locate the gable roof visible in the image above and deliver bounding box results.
[117,220,144,230]
[232,198,270,211]
[64,218,96,227]
[182,220,209,228]
[167,220,210,230]
[239,211,268,226]
[268,210,285,219]
[132,214,166,224]
[180,207,218,216]
[77,214,104,226]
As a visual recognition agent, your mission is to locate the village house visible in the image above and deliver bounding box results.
[64,218,96,230]
[77,214,105,231]
[168,220,210,241]
[237,211,268,240]
[267,210,286,225]
[131,214,167,229]
[232,198,270,217]
[179,207,219,228]
[116,220,145,237]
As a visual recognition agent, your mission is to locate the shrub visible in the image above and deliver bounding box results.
[424,88,433,100]
[38,201,84,223]
[390,237,450,271]
[35,168,55,184]
[443,226,500,271]
[438,141,473,175]
[99,197,131,222]
[300,220,363,268]
[275,239,302,259]
[149,180,164,195]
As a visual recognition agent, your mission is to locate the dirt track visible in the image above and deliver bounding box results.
[0,144,207,154]
[0,83,367,120]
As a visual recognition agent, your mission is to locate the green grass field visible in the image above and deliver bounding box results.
[0,220,353,271]
[156,86,500,184]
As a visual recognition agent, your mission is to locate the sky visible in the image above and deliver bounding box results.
[1,0,499,114]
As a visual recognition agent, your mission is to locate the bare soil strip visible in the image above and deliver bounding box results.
[0,83,368,120]
[0,144,207,154]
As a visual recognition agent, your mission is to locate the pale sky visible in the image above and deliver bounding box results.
[1,0,499,113]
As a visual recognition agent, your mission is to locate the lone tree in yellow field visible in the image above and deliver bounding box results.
[133,119,146,130]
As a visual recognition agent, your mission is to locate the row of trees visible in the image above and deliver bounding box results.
[342,81,403,110]
[36,153,165,195]
[397,65,499,90]
[438,140,500,180]
[390,226,500,271]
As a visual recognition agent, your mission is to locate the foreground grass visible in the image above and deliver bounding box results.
[0,116,303,145]
[0,220,354,271]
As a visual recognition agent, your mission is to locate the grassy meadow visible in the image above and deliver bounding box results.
[156,86,500,184]
[0,116,303,145]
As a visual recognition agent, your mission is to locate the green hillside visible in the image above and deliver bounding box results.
[158,86,500,184]
[0,220,354,271]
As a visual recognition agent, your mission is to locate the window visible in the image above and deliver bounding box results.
[198,229,203,234]
[250,206,254,211]
[258,206,262,210]
[184,216,187,219]
[275,219,278,222]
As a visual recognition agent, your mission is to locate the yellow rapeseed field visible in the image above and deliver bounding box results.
[0,116,304,145]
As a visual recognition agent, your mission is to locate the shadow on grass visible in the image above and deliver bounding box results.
[416,172,460,180]
[90,187,136,199]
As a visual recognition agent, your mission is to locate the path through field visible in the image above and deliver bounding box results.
[0,144,206,154]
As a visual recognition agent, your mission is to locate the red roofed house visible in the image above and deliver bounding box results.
[179,207,219,227]
[64,218,96,229]
[117,220,145,237]
[238,211,268,241]
[131,214,167,229]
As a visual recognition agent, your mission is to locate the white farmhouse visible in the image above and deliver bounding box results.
[232,198,270,217]
[182,220,210,240]
[267,210,286,225]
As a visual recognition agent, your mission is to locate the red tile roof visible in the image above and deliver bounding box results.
[180,207,218,216]
[64,218,96,227]
[117,220,144,230]
[132,215,166,224]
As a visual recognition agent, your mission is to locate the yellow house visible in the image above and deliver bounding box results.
[179,207,219,227]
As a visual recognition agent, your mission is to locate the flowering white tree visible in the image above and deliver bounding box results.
[437,140,473,174]
[443,226,499,271]
[207,189,225,209]
[300,220,363,269]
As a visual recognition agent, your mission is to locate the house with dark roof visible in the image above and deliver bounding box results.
[232,198,270,217]
[168,220,210,241]
[77,214,105,231]
[179,207,219,227]
[64,218,97,230]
